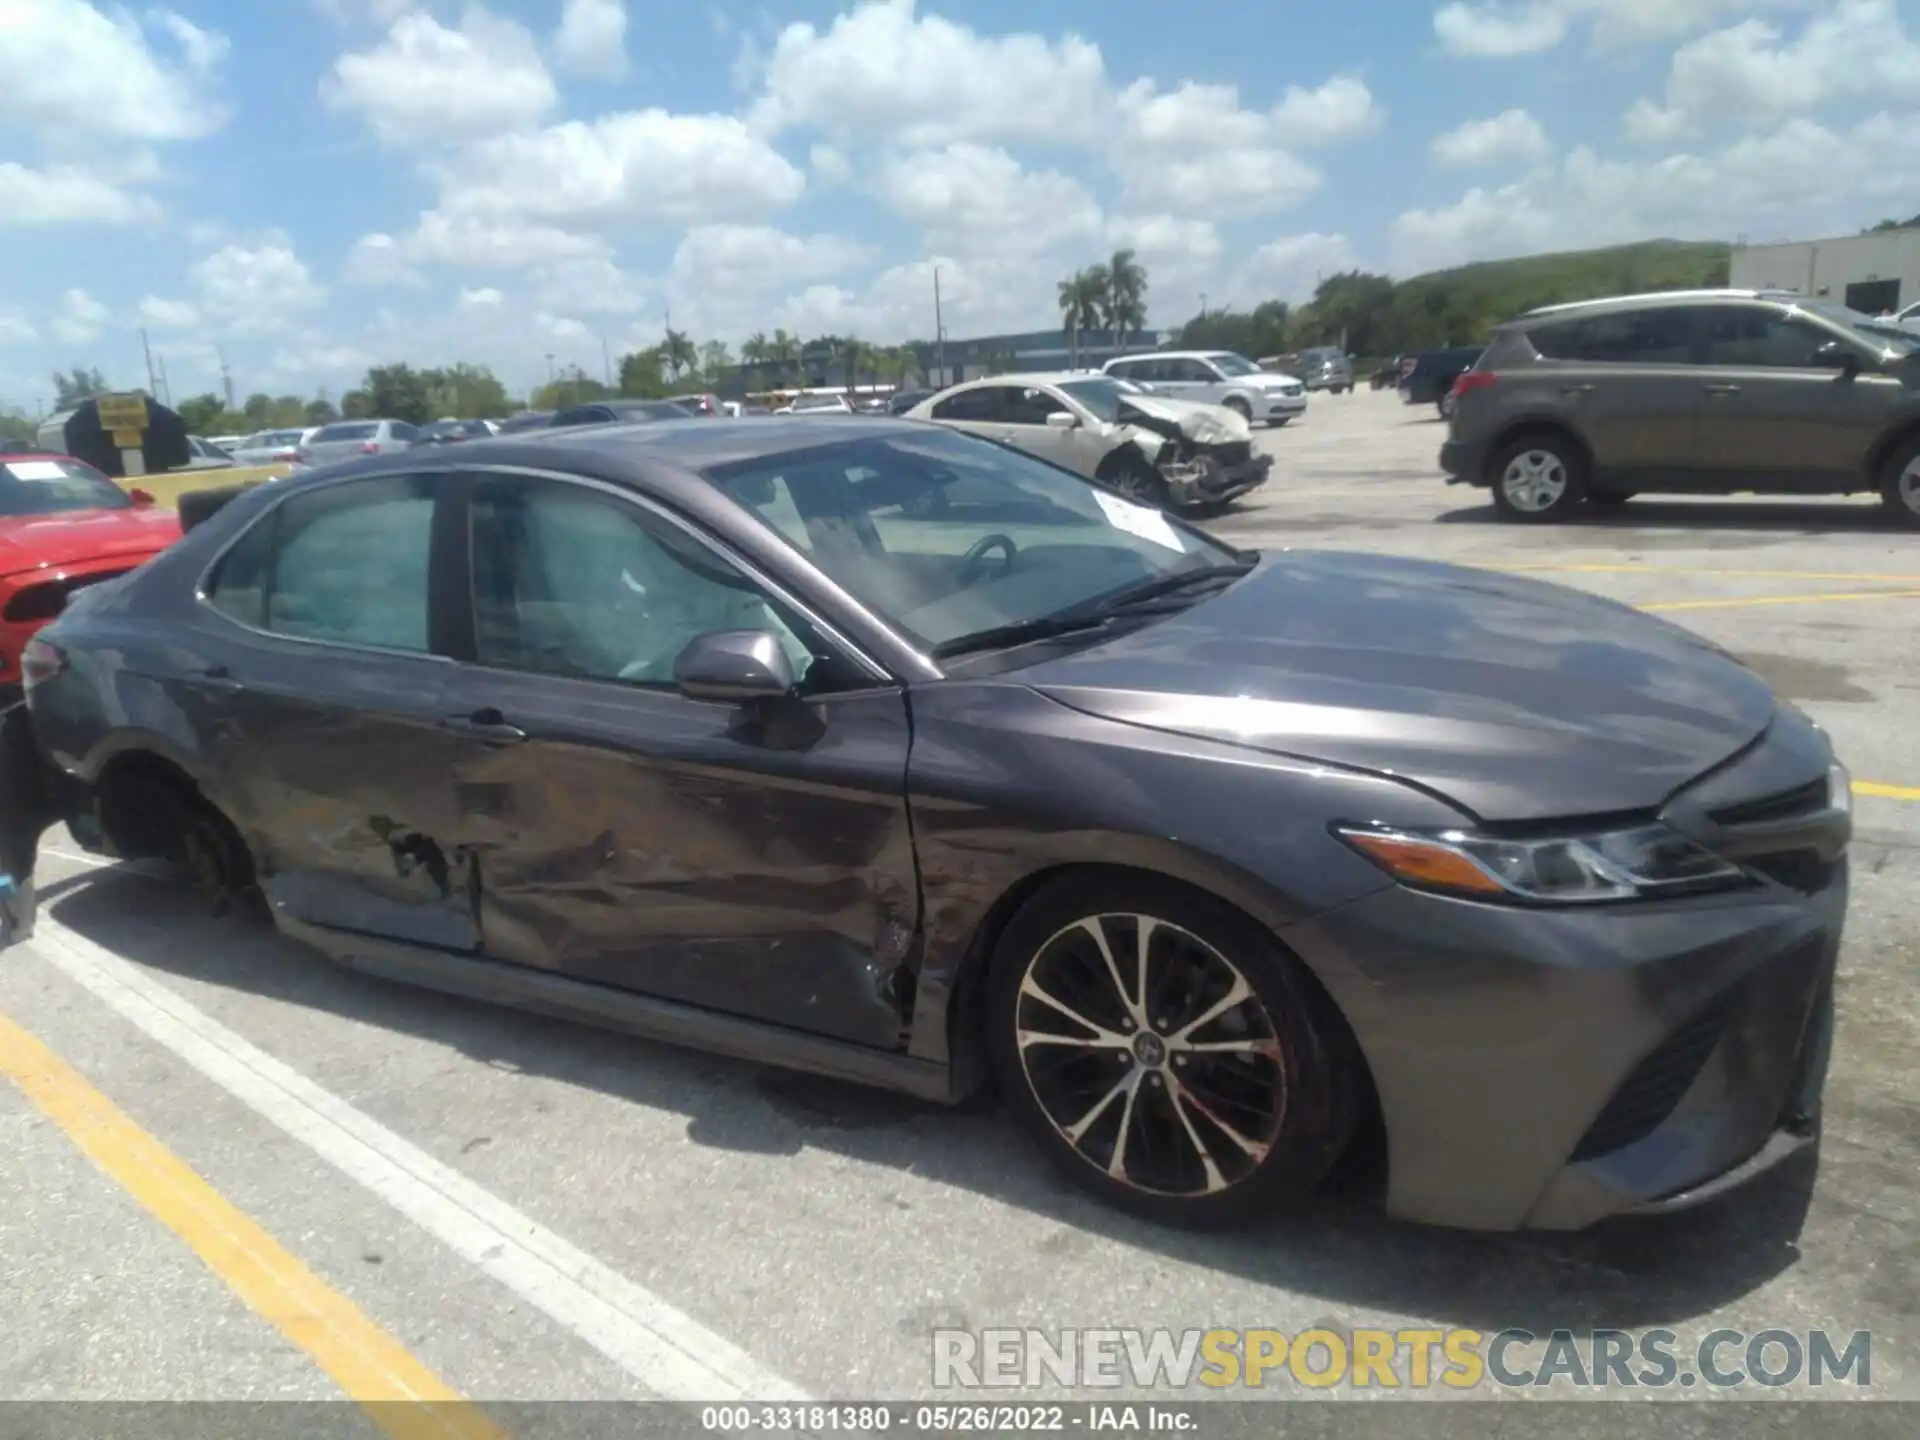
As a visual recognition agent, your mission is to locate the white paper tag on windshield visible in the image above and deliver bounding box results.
[5,461,66,481]
[1094,490,1185,552]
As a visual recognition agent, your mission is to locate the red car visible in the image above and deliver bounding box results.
[0,454,181,696]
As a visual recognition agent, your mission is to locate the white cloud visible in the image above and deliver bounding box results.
[2,0,225,140]
[190,239,326,334]
[873,145,1104,260]
[671,224,873,291]
[322,7,559,145]
[1111,81,1323,218]
[1233,232,1364,304]
[348,212,609,284]
[149,9,230,71]
[1624,98,1691,143]
[458,286,504,307]
[1273,76,1382,147]
[0,163,156,225]
[0,310,39,346]
[553,0,628,78]
[528,254,651,315]
[810,144,854,187]
[312,0,413,22]
[1642,1,1920,128]
[1391,109,1920,273]
[137,295,201,328]
[1431,109,1550,168]
[51,289,109,345]
[747,0,1112,147]
[436,111,806,226]
[1433,0,1769,57]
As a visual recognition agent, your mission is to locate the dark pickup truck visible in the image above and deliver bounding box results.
[1399,345,1486,416]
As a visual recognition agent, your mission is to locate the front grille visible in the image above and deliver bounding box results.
[1745,849,1837,895]
[1707,777,1828,827]
[1571,1004,1729,1162]
[3,569,131,623]
[1213,442,1252,467]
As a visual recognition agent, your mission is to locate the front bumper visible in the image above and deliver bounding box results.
[1281,718,1848,1231]
[1256,392,1308,422]
[1166,452,1274,507]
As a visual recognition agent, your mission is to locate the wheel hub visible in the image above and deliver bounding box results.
[1131,1031,1167,1068]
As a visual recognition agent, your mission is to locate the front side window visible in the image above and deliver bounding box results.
[469,476,821,689]
[930,388,1001,423]
[203,475,435,651]
[706,428,1242,652]
[1698,308,1844,368]
[1208,353,1262,377]
[550,406,609,428]
[0,456,129,516]
[311,422,378,443]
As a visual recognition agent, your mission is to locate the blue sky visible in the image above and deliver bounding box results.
[3,0,1917,408]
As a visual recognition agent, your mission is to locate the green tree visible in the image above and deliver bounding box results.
[661,328,698,381]
[176,393,226,434]
[51,367,110,408]
[1101,249,1149,334]
[359,363,434,424]
[1057,269,1104,368]
[531,369,611,410]
[0,407,36,446]
[616,347,669,398]
[698,340,733,380]
[768,328,798,380]
[422,363,511,419]
[241,392,274,425]
[341,389,375,419]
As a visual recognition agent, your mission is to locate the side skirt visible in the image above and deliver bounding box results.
[277,915,963,1105]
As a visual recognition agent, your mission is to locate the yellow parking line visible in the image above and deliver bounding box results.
[0,1008,503,1440]
[1505,564,1920,584]
[1638,589,1920,614]
[1858,781,1920,801]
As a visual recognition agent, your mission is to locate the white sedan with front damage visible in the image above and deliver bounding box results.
[907,371,1272,509]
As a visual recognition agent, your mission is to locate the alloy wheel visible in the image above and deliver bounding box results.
[1900,456,1920,517]
[1013,913,1286,1197]
[1500,449,1569,513]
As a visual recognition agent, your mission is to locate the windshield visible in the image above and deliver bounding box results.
[1799,300,1920,354]
[1056,377,1133,423]
[1206,353,1261,376]
[704,428,1243,652]
[0,457,130,516]
[792,396,844,411]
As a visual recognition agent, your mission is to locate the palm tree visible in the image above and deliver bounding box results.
[1057,269,1104,370]
[769,329,797,382]
[1102,249,1149,338]
[662,328,698,381]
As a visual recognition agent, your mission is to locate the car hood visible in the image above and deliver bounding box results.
[1113,393,1251,446]
[1018,551,1777,823]
[0,506,182,576]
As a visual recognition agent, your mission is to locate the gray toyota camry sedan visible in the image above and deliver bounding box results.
[0,416,1848,1232]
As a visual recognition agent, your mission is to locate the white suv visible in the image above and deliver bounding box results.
[1103,350,1308,427]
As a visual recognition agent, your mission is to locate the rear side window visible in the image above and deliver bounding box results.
[202,476,436,652]
[390,422,421,441]
[1527,309,1694,364]
[312,422,378,442]
[550,405,610,427]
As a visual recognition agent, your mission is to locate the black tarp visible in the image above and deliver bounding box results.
[57,395,191,477]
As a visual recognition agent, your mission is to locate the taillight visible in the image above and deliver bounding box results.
[359,441,380,454]
[21,637,65,689]
[1450,370,1498,399]
[1398,358,1417,377]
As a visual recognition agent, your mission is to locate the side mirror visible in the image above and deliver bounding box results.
[1045,410,1078,430]
[673,630,796,702]
[128,488,155,507]
[1814,340,1860,375]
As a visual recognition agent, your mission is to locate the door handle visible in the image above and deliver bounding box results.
[441,708,528,744]
[1559,384,1594,395]
[199,664,242,691]
[1702,382,1742,396]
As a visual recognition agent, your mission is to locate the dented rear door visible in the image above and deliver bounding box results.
[207,470,481,952]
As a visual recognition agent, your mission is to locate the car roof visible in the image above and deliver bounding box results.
[1512,288,1804,324]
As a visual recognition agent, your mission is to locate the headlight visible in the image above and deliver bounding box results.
[1828,761,1852,817]
[1334,821,1747,904]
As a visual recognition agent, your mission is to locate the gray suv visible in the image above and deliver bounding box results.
[1439,289,1920,525]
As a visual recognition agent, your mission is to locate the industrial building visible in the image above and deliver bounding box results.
[1730,228,1920,315]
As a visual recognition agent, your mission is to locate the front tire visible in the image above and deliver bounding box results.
[986,873,1358,1228]
[1100,452,1171,509]
[1490,433,1588,523]
[1223,396,1252,423]
[1879,436,1920,528]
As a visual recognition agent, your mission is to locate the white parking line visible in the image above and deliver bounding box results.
[25,917,812,1404]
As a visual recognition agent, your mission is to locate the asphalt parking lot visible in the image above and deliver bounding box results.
[3,387,1916,1433]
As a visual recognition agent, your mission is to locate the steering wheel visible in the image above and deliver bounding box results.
[957,533,1018,587]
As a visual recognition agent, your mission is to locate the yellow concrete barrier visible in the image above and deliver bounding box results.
[118,464,291,508]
